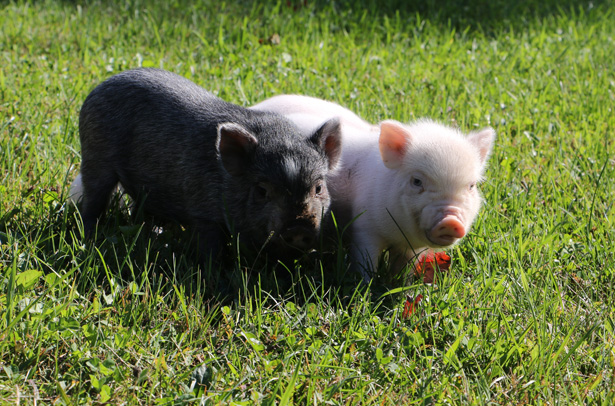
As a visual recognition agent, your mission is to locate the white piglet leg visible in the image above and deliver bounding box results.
[350,231,383,282]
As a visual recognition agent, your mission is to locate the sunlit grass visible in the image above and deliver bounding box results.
[1,0,614,404]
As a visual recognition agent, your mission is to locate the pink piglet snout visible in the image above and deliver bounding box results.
[428,210,466,247]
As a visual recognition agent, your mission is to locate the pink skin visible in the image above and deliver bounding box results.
[429,214,466,246]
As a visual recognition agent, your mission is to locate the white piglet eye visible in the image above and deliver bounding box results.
[469,183,476,190]
[411,177,423,188]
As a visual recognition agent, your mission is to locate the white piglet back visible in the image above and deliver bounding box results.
[252,95,495,281]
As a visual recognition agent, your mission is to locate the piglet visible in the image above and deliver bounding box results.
[252,95,495,280]
[70,70,342,257]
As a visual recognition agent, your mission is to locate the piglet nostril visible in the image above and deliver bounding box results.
[428,215,466,246]
[281,226,316,250]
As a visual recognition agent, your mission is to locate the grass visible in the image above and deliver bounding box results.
[1,0,614,404]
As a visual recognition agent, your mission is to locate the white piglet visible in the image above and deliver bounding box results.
[251,95,495,281]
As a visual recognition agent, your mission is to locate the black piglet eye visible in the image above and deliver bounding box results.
[255,184,269,200]
[313,180,325,196]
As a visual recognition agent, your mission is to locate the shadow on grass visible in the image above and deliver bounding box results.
[16,194,360,297]
[23,0,607,35]
[318,0,603,31]
[0,175,405,330]
[11,0,606,35]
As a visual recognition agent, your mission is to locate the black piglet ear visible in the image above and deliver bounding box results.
[217,123,258,176]
[310,118,342,170]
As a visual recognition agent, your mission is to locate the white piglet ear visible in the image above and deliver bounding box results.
[217,122,259,176]
[379,120,411,169]
[310,118,342,170]
[467,127,496,168]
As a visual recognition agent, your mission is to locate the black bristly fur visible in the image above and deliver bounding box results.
[77,68,341,257]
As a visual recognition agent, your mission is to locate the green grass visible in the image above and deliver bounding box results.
[1,0,614,404]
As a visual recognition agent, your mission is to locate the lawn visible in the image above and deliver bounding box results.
[1,0,614,404]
